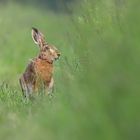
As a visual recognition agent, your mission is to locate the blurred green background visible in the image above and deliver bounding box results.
[0,0,140,140]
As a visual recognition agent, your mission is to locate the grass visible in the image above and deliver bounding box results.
[0,0,140,140]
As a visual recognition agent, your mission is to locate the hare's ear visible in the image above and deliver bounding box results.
[31,27,46,48]
[31,27,39,44]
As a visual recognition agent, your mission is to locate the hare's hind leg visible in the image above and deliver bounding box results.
[19,75,29,98]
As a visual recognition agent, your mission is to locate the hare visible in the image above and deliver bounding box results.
[19,27,60,98]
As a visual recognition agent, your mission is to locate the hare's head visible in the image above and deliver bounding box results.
[32,27,60,63]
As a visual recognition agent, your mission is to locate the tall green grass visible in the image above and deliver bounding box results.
[0,0,140,140]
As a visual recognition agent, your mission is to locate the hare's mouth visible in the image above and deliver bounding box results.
[55,56,60,61]
[55,57,59,61]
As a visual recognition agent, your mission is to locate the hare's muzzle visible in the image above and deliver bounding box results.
[57,53,61,57]
[55,53,61,60]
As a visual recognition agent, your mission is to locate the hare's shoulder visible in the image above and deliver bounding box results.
[24,58,36,73]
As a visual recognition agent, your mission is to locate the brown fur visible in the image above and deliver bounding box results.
[19,28,60,98]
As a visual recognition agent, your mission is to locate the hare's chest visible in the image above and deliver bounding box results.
[34,60,53,81]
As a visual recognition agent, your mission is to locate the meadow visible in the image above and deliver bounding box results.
[0,0,140,140]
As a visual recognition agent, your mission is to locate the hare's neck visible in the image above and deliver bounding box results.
[38,55,53,64]
[35,58,53,70]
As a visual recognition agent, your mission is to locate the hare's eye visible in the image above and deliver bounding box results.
[45,47,49,50]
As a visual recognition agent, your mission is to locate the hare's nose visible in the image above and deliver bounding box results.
[57,53,61,57]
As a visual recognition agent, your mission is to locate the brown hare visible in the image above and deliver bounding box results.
[19,27,60,98]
